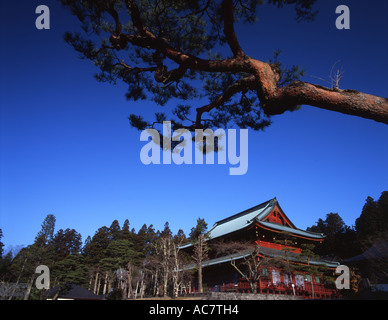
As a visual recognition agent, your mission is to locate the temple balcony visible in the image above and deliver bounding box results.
[255,240,302,254]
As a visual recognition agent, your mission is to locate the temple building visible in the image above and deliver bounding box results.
[182,198,340,299]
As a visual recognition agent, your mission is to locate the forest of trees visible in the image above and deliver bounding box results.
[0,191,387,299]
[307,191,388,260]
[0,216,208,300]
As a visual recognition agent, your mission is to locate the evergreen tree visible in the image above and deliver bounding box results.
[308,212,345,237]
[109,220,121,241]
[296,243,331,299]
[189,218,208,241]
[119,219,133,241]
[18,214,57,299]
[0,250,14,282]
[100,239,142,298]
[160,221,172,237]
[174,229,187,244]
[135,224,157,258]
[273,231,298,273]
[307,212,357,259]
[103,239,141,267]
[82,226,112,266]
[51,253,89,288]
[82,235,92,255]
[49,228,82,262]
[34,214,56,248]
[356,192,388,248]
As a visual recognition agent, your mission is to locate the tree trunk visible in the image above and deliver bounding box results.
[171,239,183,298]
[162,239,170,297]
[126,263,135,299]
[193,234,209,294]
[102,272,108,295]
[107,277,112,295]
[139,271,145,299]
[96,275,101,295]
[134,280,139,299]
[250,280,258,294]
[152,270,158,297]
[23,274,35,300]
[163,270,168,297]
[93,272,99,294]
[198,263,203,293]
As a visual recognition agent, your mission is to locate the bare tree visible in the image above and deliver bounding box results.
[189,218,209,294]
[213,240,277,294]
[192,234,209,293]
[330,61,345,91]
[171,232,189,298]
[126,262,139,299]
[154,235,173,297]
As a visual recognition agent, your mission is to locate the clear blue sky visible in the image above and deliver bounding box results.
[1,0,387,251]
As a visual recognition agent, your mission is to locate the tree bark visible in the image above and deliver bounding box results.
[152,269,159,297]
[139,271,145,299]
[102,272,108,295]
[23,274,35,300]
[267,81,388,124]
[195,235,207,293]
[126,263,135,299]
[96,274,101,295]
[93,272,99,294]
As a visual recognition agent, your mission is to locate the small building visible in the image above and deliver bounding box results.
[46,283,104,300]
[343,240,388,296]
[181,198,340,299]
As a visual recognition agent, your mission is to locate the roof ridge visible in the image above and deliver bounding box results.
[213,198,275,226]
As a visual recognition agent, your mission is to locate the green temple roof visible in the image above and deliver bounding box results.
[207,198,325,240]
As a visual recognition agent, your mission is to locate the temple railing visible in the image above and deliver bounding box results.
[210,280,338,299]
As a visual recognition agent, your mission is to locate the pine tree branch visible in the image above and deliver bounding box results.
[195,75,256,128]
[266,81,388,124]
[62,0,388,126]
[222,0,246,58]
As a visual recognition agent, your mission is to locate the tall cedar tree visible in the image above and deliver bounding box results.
[49,228,83,262]
[355,192,388,248]
[307,212,358,259]
[23,214,56,300]
[59,0,388,136]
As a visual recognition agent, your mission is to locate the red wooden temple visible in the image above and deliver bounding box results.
[181,198,340,299]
